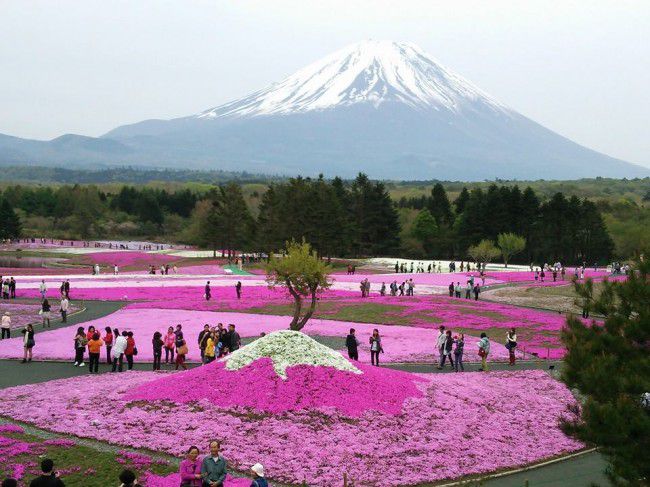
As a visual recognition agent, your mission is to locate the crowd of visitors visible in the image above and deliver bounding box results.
[1,442,269,486]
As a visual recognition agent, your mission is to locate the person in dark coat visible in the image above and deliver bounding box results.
[448,282,454,298]
[345,328,360,361]
[29,459,65,487]
[204,281,211,301]
[228,324,241,352]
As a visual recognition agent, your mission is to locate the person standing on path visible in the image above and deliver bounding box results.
[235,281,242,299]
[111,331,128,372]
[87,332,103,374]
[440,329,455,369]
[205,281,211,301]
[506,328,517,366]
[228,324,241,353]
[478,333,491,371]
[39,280,47,300]
[198,324,210,364]
[164,326,175,364]
[21,324,35,363]
[454,333,465,372]
[175,335,188,370]
[40,299,51,327]
[73,327,87,367]
[124,332,136,371]
[1,312,11,339]
[60,296,69,323]
[369,329,383,366]
[436,326,446,369]
[9,278,15,299]
[104,327,114,364]
[152,331,163,371]
[448,282,454,298]
[345,328,360,361]
[64,280,70,299]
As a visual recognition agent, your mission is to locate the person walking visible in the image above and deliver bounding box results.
[436,326,446,369]
[204,281,211,301]
[179,446,203,487]
[60,296,69,323]
[111,331,128,372]
[454,333,465,372]
[152,331,163,371]
[104,327,114,364]
[41,299,51,327]
[369,329,383,366]
[465,282,472,299]
[87,332,103,374]
[124,332,136,371]
[39,280,47,300]
[473,283,480,301]
[235,281,242,299]
[164,326,175,364]
[21,324,35,363]
[1,312,11,339]
[201,441,227,486]
[506,328,517,366]
[345,328,360,361]
[73,327,87,367]
[478,333,491,371]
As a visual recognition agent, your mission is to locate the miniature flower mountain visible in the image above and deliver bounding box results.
[126,330,426,417]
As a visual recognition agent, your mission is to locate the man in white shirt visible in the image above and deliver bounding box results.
[112,331,128,372]
[39,280,47,300]
[60,297,69,323]
[1,312,11,339]
[436,326,446,369]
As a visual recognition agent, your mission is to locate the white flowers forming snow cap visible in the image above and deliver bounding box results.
[221,330,361,379]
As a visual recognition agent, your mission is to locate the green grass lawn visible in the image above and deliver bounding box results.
[0,426,176,486]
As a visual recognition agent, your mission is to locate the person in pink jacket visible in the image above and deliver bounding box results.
[164,326,176,364]
[179,445,203,487]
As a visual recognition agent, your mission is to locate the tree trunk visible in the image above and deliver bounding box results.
[286,280,304,331]
[296,286,319,330]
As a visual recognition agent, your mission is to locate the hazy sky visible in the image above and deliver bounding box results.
[1,0,649,167]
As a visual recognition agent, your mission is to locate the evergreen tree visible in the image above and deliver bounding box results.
[0,197,21,239]
[411,208,438,255]
[429,183,453,225]
[561,261,650,485]
[454,187,470,215]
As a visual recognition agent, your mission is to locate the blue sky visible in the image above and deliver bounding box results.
[1,0,648,167]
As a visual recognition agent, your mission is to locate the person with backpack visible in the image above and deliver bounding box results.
[175,334,188,370]
[73,327,87,367]
[477,333,491,371]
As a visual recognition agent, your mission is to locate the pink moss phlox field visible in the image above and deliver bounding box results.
[127,358,425,417]
[0,307,513,363]
[0,369,583,486]
[82,251,177,268]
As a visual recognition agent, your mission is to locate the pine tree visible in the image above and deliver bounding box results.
[429,183,453,226]
[454,187,470,215]
[561,261,650,484]
[0,197,22,239]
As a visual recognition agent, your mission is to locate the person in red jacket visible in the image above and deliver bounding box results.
[124,331,136,371]
[103,327,114,364]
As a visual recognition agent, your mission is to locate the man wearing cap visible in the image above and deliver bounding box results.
[201,440,227,487]
[250,463,268,487]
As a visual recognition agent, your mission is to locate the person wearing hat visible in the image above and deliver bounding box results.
[249,464,268,487]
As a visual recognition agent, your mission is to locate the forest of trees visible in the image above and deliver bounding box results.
[0,175,632,264]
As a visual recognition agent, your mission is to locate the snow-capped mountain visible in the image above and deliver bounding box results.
[1,40,647,180]
[195,40,508,119]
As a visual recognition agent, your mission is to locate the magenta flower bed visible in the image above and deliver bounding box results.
[0,307,513,364]
[0,368,583,486]
[127,358,426,417]
[82,251,176,268]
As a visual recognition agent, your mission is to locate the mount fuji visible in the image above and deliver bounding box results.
[2,40,647,180]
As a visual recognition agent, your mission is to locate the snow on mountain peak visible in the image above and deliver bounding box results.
[196,40,508,119]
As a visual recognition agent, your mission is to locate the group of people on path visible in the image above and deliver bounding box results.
[345,328,384,366]
[435,325,517,372]
[1,276,16,299]
[448,278,481,300]
[2,442,269,487]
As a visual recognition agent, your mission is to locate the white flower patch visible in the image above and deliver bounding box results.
[222,330,361,379]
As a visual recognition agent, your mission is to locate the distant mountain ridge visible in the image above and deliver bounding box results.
[1,40,648,180]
